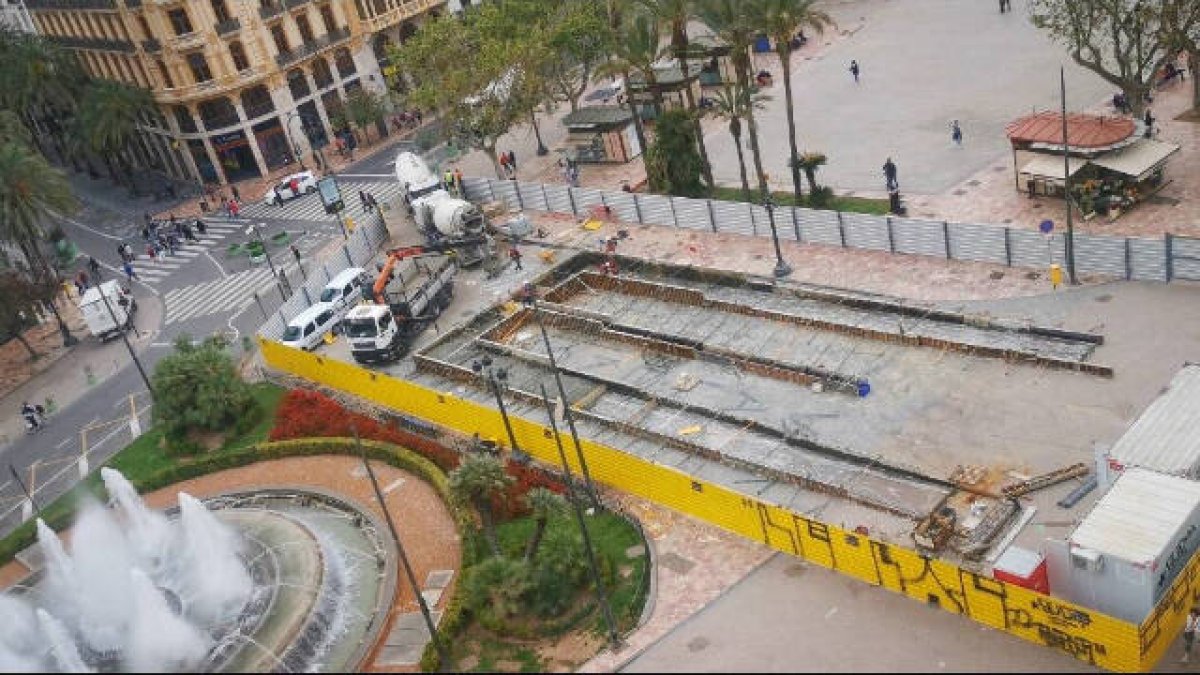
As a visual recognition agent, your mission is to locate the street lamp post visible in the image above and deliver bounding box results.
[247,222,288,301]
[761,189,792,278]
[471,355,528,463]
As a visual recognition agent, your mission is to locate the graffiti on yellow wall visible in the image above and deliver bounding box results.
[262,338,1198,672]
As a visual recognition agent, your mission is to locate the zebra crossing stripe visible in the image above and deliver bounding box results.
[165,268,274,324]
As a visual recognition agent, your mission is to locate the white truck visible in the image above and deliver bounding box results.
[343,249,457,363]
[79,280,137,341]
[394,151,489,266]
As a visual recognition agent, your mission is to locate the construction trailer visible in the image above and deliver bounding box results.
[1096,363,1200,488]
[1045,467,1200,623]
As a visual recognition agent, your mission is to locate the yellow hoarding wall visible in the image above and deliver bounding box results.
[262,338,1190,672]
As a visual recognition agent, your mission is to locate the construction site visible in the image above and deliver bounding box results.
[328,244,1122,568]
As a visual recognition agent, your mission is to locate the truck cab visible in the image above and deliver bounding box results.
[343,305,404,363]
[79,280,137,341]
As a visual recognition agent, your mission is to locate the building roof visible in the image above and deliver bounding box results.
[1070,467,1200,564]
[1006,112,1136,151]
[1107,364,1200,477]
[1018,154,1087,180]
[1090,138,1181,180]
[562,106,633,129]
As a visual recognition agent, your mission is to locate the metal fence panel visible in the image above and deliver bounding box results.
[1129,238,1167,282]
[891,218,947,258]
[1172,236,1200,280]
[604,191,639,223]
[259,314,286,341]
[461,177,491,202]
[1074,233,1128,278]
[671,196,712,231]
[711,200,755,236]
[544,184,574,214]
[490,180,520,210]
[949,222,1007,264]
[571,187,604,212]
[795,208,842,246]
[517,182,549,211]
[629,193,670,226]
[1009,229,1059,268]
[841,212,890,251]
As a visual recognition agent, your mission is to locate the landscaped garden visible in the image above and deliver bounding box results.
[0,335,650,672]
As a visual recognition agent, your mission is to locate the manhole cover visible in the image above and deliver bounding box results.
[989,271,1005,280]
[687,637,710,652]
[657,551,696,575]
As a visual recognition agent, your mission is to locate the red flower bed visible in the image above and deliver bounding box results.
[270,388,460,471]
[494,458,568,520]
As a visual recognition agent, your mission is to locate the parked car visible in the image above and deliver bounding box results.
[280,303,339,351]
[318,267,368,316]
[263,171,318,206]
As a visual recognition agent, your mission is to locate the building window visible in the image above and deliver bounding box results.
[135,60,150,87]
[198,97,239,130]
[270,24,289,54]
[333,47,355,77]
[229,41,249,71]
[186,52,212,83]
[318,4,335,32]
[168,9,194,36]
[241,85,274,119]
[174,105,197,133]
[157,59,174,88]
[295,14,314,43]
[371,0,386,16]
[138,15,152,40]
[211,0,231,24]
[312,57,333,89]
[288,68,310,100]
[353,0,366,21]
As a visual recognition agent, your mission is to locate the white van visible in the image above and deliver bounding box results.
[319,267,368,315]
[280,303,339,351]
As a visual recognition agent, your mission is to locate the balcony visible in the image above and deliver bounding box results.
[259,3,284,20]
[215,17,240,36]
[284,0,310,8]
[47,35,135,53]
[169,30,206,50]
[25,0,116,10]
[364,0,439,33]
[274,27,350,68]
[152,67,265,105]
[141,37,160,52]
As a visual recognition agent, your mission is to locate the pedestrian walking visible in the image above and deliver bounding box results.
[509,246,523,270]
[182,222,196,241]
[229,198,240,218]
[195,218,207,235]
[1143,108,1155,138]
[116,243,128,263]
[291,244,302,266]
[1183,608,1199,663]
[77,269,90,290]
[498,153,509,179]
[123,260,137,282]
[367,192,379,210]
[950,120,963,145]
[231,184,240,202]
[454,167,464,194]
[883,157,899,191]
[169,213,178,231]
[146,243,157,262]
[507,150,517,174]
[849,60,860,83]
[359,189,369,210]
[87,256,101,277]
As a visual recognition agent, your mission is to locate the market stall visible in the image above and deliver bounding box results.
[560,106,641,164]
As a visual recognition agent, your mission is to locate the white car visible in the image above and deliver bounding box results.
[263,171,318,206]
[280,303,340,351]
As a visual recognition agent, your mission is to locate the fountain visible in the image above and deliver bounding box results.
[0,470,395,673]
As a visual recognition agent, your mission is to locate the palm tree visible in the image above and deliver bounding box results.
[708,82,770,201]
[597,11,664,157]
[0,31,86,163]
[523,487,568,563]
[74,80,156,187]
[758,0,833,202]
[795,150,827,195]
[448,453,514,557]
[695,0,769,198]
[638,0,715,189]
[0,141,79,346]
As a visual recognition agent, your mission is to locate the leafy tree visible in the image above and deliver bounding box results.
[151,334,260,444]
[1160,0,1200,111]
[1029,0,1173,116]
[645,108,706,197]
[0,141,78,346]
[696,0,769,198]
[448,453,514,556]
[462,556,533,626]
[596,11,663,159]
[0,110,32,148]
[523,487,568,563]
[795,151,830,207]
[709,82,770,202]
[638,0,715,188]
[0,30,86,162]
[391,10,535,178]
[345,88,387,143]
[0,271,54,360]
[73,80,156,186]
[757,0,833,201]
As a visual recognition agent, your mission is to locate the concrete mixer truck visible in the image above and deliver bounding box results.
[394,151,490,266]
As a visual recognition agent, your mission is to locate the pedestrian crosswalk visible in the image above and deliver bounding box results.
[162,265,294,325]
[237,178,403,224]
[125,219,245,286]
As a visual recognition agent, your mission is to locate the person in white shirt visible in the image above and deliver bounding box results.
[1183,607,1199,663]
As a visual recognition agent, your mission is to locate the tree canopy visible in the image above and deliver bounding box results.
[645,108,706,197]
[151,335,260,444]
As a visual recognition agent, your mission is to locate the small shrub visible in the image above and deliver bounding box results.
[807,186,834,209]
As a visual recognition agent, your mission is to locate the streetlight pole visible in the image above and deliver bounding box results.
[472,356,528,463]
[353,426,450,669]
[529,303,601,510]
[539,383,621,649]
[91,268,154,400]
[247,222,288,301]
[1060,66,1078,285]
[761,188,792,278]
